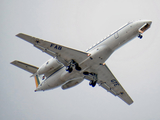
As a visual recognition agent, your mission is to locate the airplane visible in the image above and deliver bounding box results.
[11,20,152,105]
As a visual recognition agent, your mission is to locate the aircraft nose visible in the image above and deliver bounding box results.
[139,20,152,26]
[138,20,152,34]
[146,20,152,26]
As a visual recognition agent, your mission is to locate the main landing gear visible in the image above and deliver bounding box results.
[83,72,98,87]
[66,59,81,73]
[138,34,143,39]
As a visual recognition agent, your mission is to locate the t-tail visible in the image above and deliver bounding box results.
[11,60,42,89]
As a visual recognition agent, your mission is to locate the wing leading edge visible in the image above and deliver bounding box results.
[16,33,88,67]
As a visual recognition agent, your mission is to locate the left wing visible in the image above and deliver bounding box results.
[85,64,133,105]
[16,33,88,66]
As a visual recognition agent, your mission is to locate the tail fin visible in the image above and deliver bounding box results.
[11,60,44,88]
[34,74,45,88]
[34,75,40,88]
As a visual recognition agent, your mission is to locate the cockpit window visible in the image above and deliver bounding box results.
[139,23,150,33]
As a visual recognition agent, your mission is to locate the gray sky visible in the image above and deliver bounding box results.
[1,0,160,120]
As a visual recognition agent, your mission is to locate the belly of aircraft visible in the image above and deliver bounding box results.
[36,67,84,91]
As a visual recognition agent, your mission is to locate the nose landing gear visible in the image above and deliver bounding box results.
[138,34,143,39]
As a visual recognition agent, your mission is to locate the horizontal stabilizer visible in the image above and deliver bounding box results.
[11,60,39,74]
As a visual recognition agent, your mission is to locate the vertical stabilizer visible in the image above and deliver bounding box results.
[34,74,45,88]
[34,75,41,88]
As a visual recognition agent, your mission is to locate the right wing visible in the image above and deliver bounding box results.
[85,64,133,105]
[11,60,39,74]
[98,65,133,105]
[16,33,88,66]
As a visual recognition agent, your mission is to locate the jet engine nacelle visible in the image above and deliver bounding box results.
[61,78,83,90]
[37,58,62,75]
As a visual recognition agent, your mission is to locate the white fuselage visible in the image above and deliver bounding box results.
[36,20,152,91]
